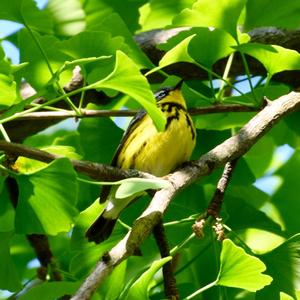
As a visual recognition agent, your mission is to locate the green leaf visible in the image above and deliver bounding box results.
[0,232,22,292]
[217,239,273,291]
[0,180,15,232]
[149,28,237,79]
[237,43,300,77]
[0,45,19,107]
[125,256,172,300]
[258,234,300,300]
[18,281,80,300]
[115,178,170,199]
[15,158,78,235]
[172,0,246,39]
[194,112,254,131]
[89,51,166,131]
[14,145,81,174]
[88,12,152,68]
[59,31,124,65]
[225,195,282,235]
[99,261,127,299]
[70,237,121,278]
[19,30,71,90]
[158,34,196,67]
[244,0,300,31]
[188,28,237,68]
[0,73,18,107]
[0,0,52,34]
[78,113,123,164]
[139,0,195,31]
[83,0,144,33]
[45,0,85,36]
[273,151,300,235]
[244,135,276,178]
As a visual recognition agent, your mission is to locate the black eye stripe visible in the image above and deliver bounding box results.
[154,87,173,100]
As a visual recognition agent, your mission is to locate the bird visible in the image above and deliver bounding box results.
[85,84,196,244]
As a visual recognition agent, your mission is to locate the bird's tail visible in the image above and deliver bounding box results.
[85,213,117,244]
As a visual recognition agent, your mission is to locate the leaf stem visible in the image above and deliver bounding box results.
[185,280,218,299]
[238,50,258,104]
[170,233,195,256]
[0,124,10,142]
[217,53,235,102]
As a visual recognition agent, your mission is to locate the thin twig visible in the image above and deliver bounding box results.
[71,92,300,300]
[193,159,238,241]
[153,221,179,300]
[12,104,260,121]
[207,159,238,218]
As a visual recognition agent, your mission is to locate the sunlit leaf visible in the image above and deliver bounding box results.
[90,51,166,131]
[139,0,195,31]
[99,261,127,299]
[245,0,300,31]
[0,0,52,33]
[188,28,236,67]
[83,0,144,33]
[15,158,78,235]
[273,151,300,234]
[19,30,71,90]
[0,73,18,107]
[217,239,273,291]
[237,43,300,76]
[125,256,172,300]
[88,12,152,68]
[258,234,300,299]
[46,0,85,36]
[173,0,246,38]
[115,178,170,199]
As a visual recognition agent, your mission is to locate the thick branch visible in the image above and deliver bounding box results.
[72,91,300,300]
[136,27,300,87]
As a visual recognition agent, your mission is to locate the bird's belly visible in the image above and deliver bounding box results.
[118,114,195,176]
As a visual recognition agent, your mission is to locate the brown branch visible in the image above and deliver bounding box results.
[136,27,300,87]
[0,140,156,182]
[27,234,63,281]
[207,159,238,219]
[153,221,179,300]
[71,91,300,300]
[193,159,238,240]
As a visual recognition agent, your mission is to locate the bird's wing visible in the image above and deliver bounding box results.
[100,109,147,203]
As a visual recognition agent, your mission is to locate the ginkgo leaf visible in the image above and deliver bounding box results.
[217,239,273,291]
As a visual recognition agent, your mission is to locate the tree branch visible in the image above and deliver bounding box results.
[153,221,179,299]
[0,140,156,182]
[193,159,238,240]
[136,27,300,87]
[14,104,259,122]
[71,91,300,300]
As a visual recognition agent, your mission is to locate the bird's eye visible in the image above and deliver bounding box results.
[155,88,172,101]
